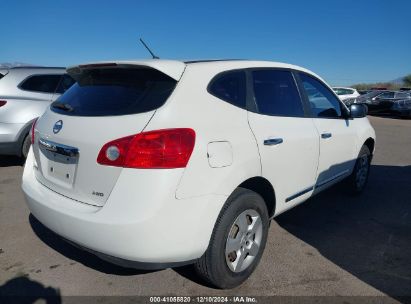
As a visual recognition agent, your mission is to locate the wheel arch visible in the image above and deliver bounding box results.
[364,137,375,156]
[16,118,37,157]
[237,176,276,218]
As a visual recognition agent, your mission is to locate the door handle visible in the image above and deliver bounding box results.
[264,138,283,146]
[321,133,332,139]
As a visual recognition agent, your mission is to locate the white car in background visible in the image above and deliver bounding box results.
[22,59,375,289]
[0,67,75,157]
[333,87,360,101]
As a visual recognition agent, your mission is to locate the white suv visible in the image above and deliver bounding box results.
[332,87,360,101]
[22,60,375,288]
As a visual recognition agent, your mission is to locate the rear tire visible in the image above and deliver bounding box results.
[194,188,269,289]
[346,145,371,194]
[21,134,31,159]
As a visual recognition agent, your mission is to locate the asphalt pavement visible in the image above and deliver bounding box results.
[0,116,410,302]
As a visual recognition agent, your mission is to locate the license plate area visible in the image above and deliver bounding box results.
[38,138,79,189]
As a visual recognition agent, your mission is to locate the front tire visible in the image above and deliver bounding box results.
[346,145,371,194]
[194,188,269,289]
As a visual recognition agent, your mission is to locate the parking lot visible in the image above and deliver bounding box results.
[0,116,410,300]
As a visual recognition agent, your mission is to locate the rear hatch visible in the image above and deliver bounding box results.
[32,62,184,206]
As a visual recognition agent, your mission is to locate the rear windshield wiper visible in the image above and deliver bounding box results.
[51,102,74,112]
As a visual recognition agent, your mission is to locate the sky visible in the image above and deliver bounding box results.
[1,0,410,86]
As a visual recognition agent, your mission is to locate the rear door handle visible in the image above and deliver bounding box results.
[264,138,283,146]
[321,133,332,139]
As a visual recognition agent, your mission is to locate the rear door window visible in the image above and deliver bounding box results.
[19,74,62,93]
[51,67,177,116]
[251,69,305,117]
[208,70,246,108]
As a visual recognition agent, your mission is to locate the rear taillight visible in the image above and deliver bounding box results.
[30,118,38,144]
[0,100,7,107]
[97,128,196,169]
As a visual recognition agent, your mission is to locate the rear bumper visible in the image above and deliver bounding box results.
[65,237,195,269]
[0,122,25,155]
[22,149,226,265]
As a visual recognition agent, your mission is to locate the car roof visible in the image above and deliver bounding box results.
[182,59,311,71]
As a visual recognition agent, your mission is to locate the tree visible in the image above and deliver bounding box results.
[403,74,411,87]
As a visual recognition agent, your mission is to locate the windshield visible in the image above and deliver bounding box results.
[51,67,177,116]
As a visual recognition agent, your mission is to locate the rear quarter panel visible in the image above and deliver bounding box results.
[143,64,262,199]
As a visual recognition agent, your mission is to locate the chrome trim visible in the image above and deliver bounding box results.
[38,138,79,157]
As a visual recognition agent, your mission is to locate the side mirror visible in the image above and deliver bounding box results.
[350,104,368,118]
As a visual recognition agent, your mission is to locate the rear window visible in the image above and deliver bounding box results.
[51,67,177,116]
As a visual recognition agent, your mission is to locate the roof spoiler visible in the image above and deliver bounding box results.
[67,60,186,81]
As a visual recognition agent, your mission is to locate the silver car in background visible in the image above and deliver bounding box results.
[0,67,75,157]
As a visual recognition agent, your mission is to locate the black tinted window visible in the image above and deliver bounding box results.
[20,74,62,93]
[55,74,75,94]
[252,70,304,117]
[209,71,246,108]
[300,73,342,118]
[51,67,176,116]
[395,92,411,99]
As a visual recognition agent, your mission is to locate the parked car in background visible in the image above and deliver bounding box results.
[345,90,411,114]
[358,90,371,95]
[391,98,411,118]
[23,59,375,289]
[332,87,360,101]
[0,67,75,158]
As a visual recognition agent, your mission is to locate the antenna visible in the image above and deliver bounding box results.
[139,38,159,59]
